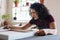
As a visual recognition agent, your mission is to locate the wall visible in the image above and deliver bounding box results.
[0,0,7,26]
[6,0,13,24]
[44,0,60,34]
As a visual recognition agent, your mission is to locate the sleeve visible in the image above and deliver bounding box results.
[29,19,34,24]
[48,15,55,23]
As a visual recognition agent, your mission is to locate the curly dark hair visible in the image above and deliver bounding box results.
[30,3,50,20]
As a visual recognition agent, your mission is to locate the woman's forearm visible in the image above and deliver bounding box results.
[9,23,32,30]
[10,26,22,29]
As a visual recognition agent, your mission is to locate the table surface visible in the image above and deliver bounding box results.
[17,35,60,40]
[0,27,38,40]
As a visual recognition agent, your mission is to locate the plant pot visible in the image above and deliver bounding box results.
[40,0,44,4]
[26,2,29,6]
[15,1,18,7]
[4,21,8,25]
[3,20,9,29]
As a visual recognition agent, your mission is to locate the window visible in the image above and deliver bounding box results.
[12,0,39,22]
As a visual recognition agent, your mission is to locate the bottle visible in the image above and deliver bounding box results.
[19,23,22,26]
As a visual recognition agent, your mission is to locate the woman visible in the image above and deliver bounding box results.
[7,3,56,36]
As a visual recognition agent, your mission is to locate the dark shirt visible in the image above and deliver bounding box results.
[29,15,54,29]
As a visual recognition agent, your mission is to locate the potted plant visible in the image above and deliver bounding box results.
[2,14,11,29]
[14,0,19,7]
[40,0,44,4]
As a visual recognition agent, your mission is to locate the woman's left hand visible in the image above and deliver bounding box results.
[35,29,46,36]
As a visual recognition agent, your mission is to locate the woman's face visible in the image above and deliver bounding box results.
[30,9,39,20]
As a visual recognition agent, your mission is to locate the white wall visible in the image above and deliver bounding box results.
[44,0,60,34]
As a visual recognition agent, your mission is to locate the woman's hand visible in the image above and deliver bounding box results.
[35,29,46,36]
[50,22,55,29]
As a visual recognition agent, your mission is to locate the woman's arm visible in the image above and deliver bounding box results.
[10,23,32,30]
[35,29,46,36]
[50,22,55,29]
